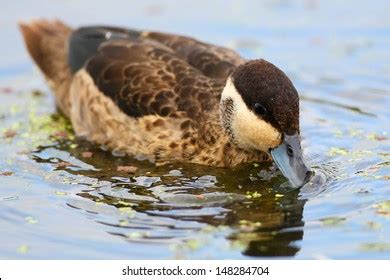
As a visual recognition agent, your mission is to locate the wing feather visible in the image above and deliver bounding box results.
[70,26,242,119]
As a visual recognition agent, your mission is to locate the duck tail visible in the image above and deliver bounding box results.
[19,19,72,82]
[19,19,73,116]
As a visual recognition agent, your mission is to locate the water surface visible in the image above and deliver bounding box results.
[0,0,389,259]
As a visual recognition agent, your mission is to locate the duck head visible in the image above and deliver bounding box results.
[220,59,313,187]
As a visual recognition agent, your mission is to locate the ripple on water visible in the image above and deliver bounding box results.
[1,2,390,258]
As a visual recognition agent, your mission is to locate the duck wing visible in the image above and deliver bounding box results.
[141,31,244,79]
[69,26,244,119]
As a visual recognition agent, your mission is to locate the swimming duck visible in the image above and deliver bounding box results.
[19,19,312,187]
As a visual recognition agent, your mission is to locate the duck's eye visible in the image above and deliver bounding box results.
[287,145,294,157]
[254,103,267,116]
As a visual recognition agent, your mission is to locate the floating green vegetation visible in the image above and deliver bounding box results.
[360,243,390,252]
[17,245,29,254]
[320,217,346,226]
[1,95,75,152]
[183,239,202,250]
[331,129,388,141]
[25,216,38,224]
[355,160,390,181]
[115,200,135,207]
[118,207,135,217]
[328,147,379,160]
[373,201,390,216]
[348,128,363,137]
[118,220,129,227]
[126,231,150,239]
[200,225,228,234]
[172,238,202,251]
[245,191,262,199]
[55,191,69,196]
[328,147,349,156]
[238,219,262,231]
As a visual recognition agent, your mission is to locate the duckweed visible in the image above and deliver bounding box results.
[360,243,390,252]
[17,245,29,254]
[320,217,346,226]
[55,191,68,196]
[245,191,262,199]
[25,216,38,224]
[374,201,390,216]
[1,1,389,260]
[328,147,349,156]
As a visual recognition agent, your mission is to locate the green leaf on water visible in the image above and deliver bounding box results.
[245,191,262,199]
[373,200,390,216]
[119,207,135,217]
[119,220,129,227]
[184,239,201,251]
[17,245,29,254]
[116,200,134,207]
[25,216,38,224]
[238,219,262,230]
[328,147,348,156]
[320,217,346,226]
[126,231,150,239]
[55,191,68,196]
[360,243,390,252]
[126,232,143,239]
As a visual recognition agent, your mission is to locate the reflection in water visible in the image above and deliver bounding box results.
[1,0,390,260]
[32,136,307,258]
[227,191,305,257]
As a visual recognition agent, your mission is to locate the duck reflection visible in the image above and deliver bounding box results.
[226,194,305,257]
[217,166,306,257]
[33,140,306,258]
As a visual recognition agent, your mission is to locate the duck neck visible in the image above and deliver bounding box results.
[194,112,270,167]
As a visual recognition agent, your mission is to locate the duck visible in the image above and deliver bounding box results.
[19,19,313,187]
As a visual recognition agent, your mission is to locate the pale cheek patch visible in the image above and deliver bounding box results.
[221,77,282,152]
[233,110,282,151]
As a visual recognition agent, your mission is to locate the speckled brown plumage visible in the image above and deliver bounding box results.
[80,28,244,120]
[19,20,281,167]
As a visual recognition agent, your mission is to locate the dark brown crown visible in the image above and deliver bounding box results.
[231,59,300,135]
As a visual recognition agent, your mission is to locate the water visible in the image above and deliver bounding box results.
[0,0,389,259]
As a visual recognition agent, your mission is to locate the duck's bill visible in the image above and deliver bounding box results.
[270,134,313,188]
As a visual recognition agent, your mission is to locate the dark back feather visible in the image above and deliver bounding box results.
[69,26,244,119]
[68,26,140,73]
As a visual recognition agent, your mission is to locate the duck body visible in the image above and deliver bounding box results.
[19,20,270,167]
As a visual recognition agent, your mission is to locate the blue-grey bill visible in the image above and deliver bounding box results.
[270,134,313,188]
